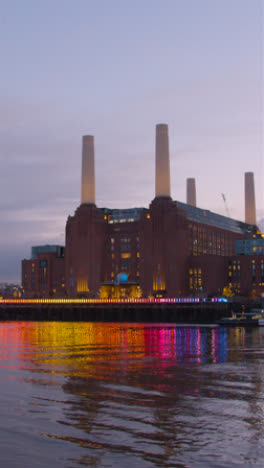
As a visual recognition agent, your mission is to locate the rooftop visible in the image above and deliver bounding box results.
[176,201,256,235]
[100,201,257,235]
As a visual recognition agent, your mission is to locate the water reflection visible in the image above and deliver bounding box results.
[0,322,230,366]
[1,322,264,467]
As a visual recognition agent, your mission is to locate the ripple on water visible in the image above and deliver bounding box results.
[0,322,264,467]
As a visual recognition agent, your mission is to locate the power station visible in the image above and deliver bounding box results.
[22,124,264,299]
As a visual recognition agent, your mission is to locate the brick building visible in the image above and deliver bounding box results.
[22,125,263,299]
[22,245,65,298]
[63,125,262,299]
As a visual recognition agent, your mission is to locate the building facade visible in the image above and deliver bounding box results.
[22,245,65,298]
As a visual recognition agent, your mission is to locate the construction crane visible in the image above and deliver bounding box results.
[221,193,230,217]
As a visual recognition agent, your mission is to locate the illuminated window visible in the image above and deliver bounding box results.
[237,261,240,281]
[77,278,89,293]
[189,267,202,292]
[121,253,131,259]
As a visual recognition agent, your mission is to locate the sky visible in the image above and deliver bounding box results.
[0,0,263,283]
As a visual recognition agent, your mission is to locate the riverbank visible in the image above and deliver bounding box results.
[0,300,232,323]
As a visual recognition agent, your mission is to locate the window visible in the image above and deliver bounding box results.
[189,268,202,292]
[121,253,131,259]
[120,238,131,252]
[237,261,240,281]
[252,260,256,283]
[121,259,131,271]
[261,261,264,284]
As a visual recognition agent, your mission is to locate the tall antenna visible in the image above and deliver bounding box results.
[221,193,230,217]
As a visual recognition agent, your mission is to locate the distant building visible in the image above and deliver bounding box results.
[0,283,23,299]
[31,245,64,259]
[230,236,264,298]
[22,245,65,298]
[228,255,264,298]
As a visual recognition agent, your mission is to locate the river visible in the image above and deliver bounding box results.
[0,321,264,467]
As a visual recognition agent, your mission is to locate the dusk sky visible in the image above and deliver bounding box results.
[1,0,263,283]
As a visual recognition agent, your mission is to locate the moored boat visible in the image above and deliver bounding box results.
[217,308,264,327]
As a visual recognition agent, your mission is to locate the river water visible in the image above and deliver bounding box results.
[1,321,264,467]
